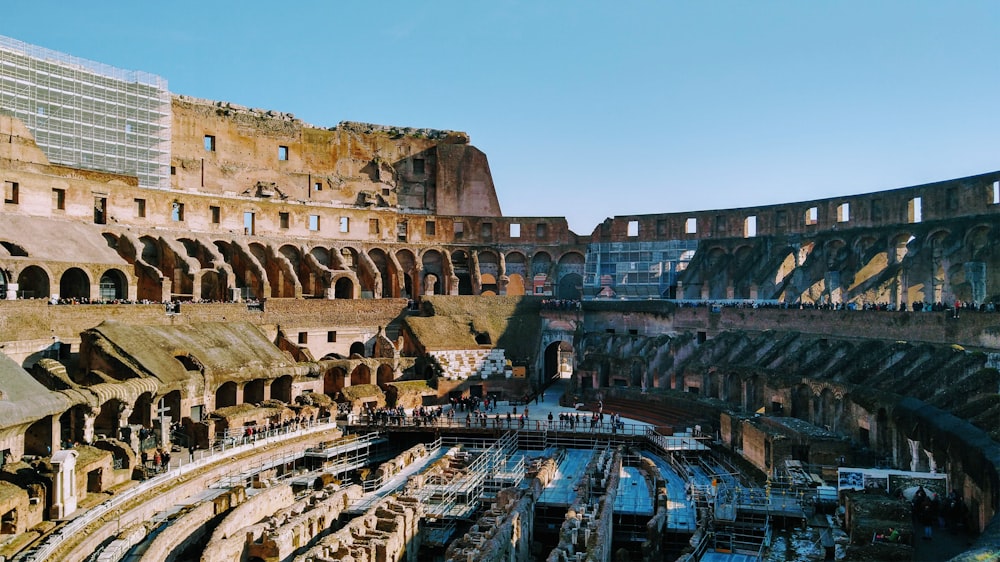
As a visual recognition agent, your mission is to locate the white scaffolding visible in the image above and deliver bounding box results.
[0,34,171,189]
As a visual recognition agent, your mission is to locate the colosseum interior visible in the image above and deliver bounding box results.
[0,33,998,562]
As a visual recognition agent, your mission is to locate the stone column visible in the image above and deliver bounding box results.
[924,449,937,474]
[907,438,921,472]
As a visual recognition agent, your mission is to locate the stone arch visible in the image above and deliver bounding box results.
[351,364,371,386]
[543,340,573,382]
[60,404,90,445]
[271,375,293,403]
[16,264,50,299]
[128,392,153,427]
[214,240,262,301]
[59,267,91,300]
[349,342,367,358]
[341,247,376,297]
[556,251,584,300]
[200,270,223,301]
[95,398,125,440]
[395,249,417,298]
[964,224,992,260]
[889,231,914,265]
[505,251,527,296]
[324,367,346,396]
[478,251,500,295]
[368,248,396,298]
[421,249,444,295]
[24,416,54,456]
[216,381,238,408]
[98,268,128,301]
[310,246,331,267]
[333,275,355,299]
[451,250,474,295]
[376,364,394,385]
[531,252,553,295]
[244,379,266,404]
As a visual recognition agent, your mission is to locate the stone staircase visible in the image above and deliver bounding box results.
[430,348,511,381]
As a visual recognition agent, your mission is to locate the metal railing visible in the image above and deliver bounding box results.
[17,417,338,562]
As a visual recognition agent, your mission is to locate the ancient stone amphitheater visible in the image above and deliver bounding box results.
[0,33,997,562]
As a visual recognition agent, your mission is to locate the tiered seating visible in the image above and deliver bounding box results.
[429,348,509,380]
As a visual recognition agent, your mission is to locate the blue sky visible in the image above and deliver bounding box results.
[3,2,999,234]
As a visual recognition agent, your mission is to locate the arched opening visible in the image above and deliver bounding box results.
[271,375,293,403]
[505,252,527,296]
[451,250,473,295]
[59,267,90,300]
[376,364,394,385]
[16,265,49,299]
[558,273,582,300]
[349,342,366,358]
[95,398,124,440]
[60,405,89,446]
[324,367,346,396]
[598,359,611,388]
[421,250,443,295]
[395,250,416,299]
[24,416,54,456]
[479,251,500,295]
[543,341,573,384]
[162,391,182,426]
[723,373,739,406]
[334,277,354,299]
[128,392,153,427]
[245,379,265,404]
[368,249,395,298]
[98,269,127,301]
[557,253,585,299]
[201,270,224,301]
[350,364,371,386]
[216,382,238,408]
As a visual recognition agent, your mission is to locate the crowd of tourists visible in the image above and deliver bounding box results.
[541,298,581,311]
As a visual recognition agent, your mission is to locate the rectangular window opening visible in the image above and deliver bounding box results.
[536,223,548,239]
[627,220,639,237]
[210,206,221,224]
[172,202,185,222]
[3,182,18,204]
[278,146,289,161]
[685,217,697,234]
[369,218,380,234]
[170,166,177,175]
[908,196,922,223]
[53,188,65,211]
[339,217,349,233]
[309,215,320,231]
[744,215,757,238]
[412,158,425,175]
[204,135,215,152]
[805,206,818,226]
[327,331,337,343]
[314,182,322,192]
[481,222,493,239]
[455,221,464,239]
[93,196,107,224]
[279,212,289,229]
[135,198,146,218]
[510,223,521,238]
[425,220,436,236]
[993,181,1000,205]
[244,211,255,234]
[397,220,407,242]
[298,332,308,344]
[837,203,850,223]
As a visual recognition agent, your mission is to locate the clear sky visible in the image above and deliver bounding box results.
[3,1,999,234]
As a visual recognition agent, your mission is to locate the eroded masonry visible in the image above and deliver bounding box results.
[1,34,999,562]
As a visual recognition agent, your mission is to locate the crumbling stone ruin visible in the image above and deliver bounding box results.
[1,32,999,561]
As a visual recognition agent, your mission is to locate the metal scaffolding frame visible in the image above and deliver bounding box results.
[0,34,170,189]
